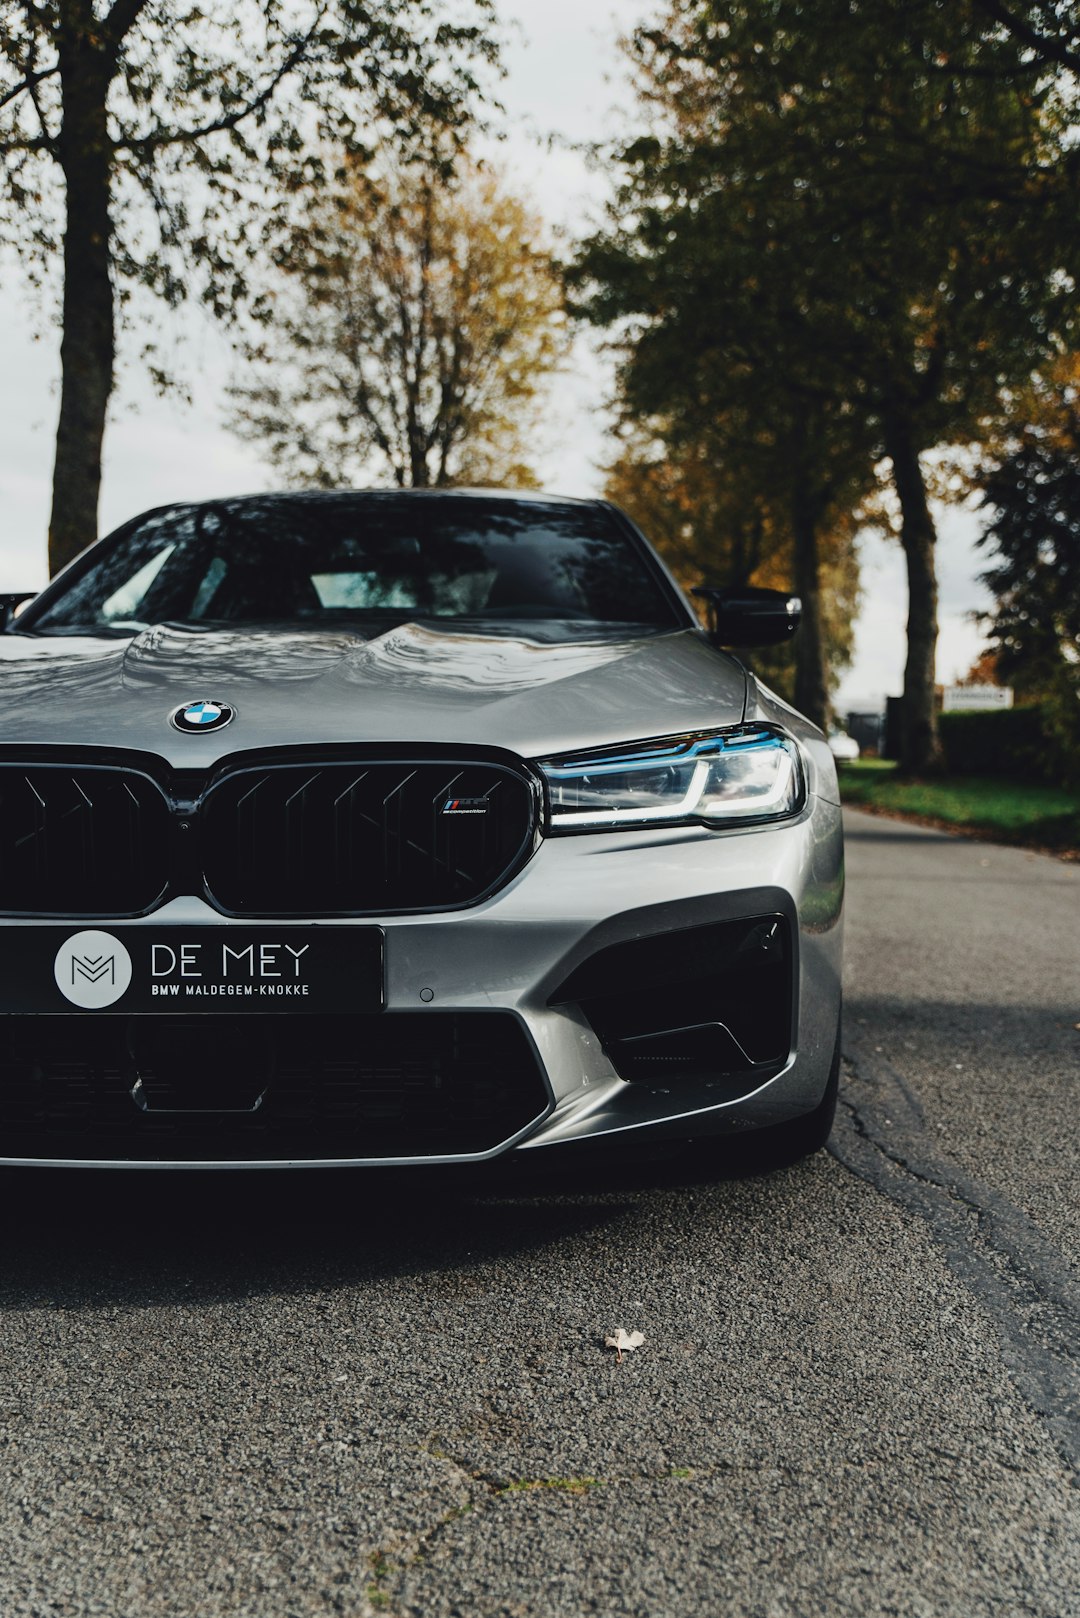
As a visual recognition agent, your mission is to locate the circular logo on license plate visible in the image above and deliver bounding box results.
[54,929,132,1009]
[171,700,234,734]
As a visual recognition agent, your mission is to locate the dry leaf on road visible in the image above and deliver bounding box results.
[605,1327,645,1362]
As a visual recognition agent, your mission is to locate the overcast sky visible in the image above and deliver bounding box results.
[0,0,992,710]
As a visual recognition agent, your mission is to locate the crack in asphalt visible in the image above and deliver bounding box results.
[354,1021,1080,1616]
[361,1450,612,1616]
[831,1042,1080,1483]
[374,1433,937,1618]
[363,1428,1078,1617]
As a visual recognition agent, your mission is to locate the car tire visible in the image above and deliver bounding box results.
[754,1009,842,1168]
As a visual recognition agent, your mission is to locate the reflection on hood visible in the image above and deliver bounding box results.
[353,623,638,696]
[0,620,748,763]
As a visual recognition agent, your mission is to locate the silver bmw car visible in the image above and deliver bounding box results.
[0,490,843,1169]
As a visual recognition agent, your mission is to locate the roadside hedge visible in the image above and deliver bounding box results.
[939,705,1067,784]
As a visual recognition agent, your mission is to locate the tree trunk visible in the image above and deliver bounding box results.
[48,10,115,576]
[792,487,829,733]
[884,406,942,774]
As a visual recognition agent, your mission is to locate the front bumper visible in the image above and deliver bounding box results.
[0,798,843,1167]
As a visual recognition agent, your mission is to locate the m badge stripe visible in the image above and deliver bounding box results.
[442,796,490,815]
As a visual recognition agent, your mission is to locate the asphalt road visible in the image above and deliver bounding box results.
[0,809,1077,1618]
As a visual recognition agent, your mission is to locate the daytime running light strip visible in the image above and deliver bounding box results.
[550,758,714,828]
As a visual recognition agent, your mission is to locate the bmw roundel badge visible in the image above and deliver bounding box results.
[171,700,235,734]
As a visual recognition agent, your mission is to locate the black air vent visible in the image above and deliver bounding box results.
[200,758,538,915]
[551,914,794,1088]
[0,764,170,917]
[0,1011,549,1161]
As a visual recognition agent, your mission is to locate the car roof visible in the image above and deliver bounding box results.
[165,488,604,512]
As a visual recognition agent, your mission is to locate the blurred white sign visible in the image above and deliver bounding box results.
[942,686,1014,712]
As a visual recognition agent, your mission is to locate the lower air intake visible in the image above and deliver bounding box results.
[551,914,794,1094]
[0,1012,549,1162]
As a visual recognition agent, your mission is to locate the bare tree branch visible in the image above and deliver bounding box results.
[971,0,1080,72]
[116,20,324,154]
[0,133,50,153]
[1,3,59,148]
[24,23,59,152]
[103,0,154,50]
[14,0,54,32]
[0,60,58,113]
[230,159,562,490]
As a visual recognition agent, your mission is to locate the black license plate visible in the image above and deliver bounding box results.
[0,926,383,1015]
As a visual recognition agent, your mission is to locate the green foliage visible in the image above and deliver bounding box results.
[939,705,1070,784]
[605,432,861,711]
[749,528,862,710]
[975,364,1080,783]
[838,756,1080,849]
[574,0,1080,761]
[969,1,1080,72]
[0,0,499,323]
[577,0,1078,454]
[0,0,500,570]
[229,153,567,490]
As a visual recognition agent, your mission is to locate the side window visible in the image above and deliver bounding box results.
[26,508,197,632]
[98,543,176,624]
[190,556,229,618]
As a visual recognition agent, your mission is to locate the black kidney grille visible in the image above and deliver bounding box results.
[0,755,537,917]
[201,761,537,914]
[0,765,170,916]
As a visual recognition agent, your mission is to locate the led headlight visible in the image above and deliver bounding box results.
[540,725,804,832]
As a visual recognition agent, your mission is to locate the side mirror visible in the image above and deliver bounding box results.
[692,585,801,648]
[0,593,35,630]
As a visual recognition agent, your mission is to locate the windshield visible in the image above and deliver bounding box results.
[24,495,682,636]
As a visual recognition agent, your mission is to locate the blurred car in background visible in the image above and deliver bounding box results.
[828,730,861,763]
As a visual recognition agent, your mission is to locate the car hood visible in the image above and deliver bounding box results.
[0,621,748,765]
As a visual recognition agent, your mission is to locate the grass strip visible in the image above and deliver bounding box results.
[837,759,1080,855]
